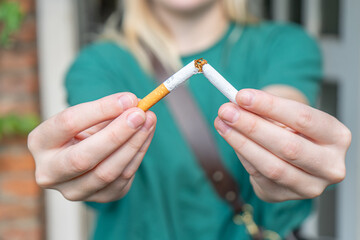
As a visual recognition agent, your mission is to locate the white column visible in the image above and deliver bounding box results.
[36,1,84,240]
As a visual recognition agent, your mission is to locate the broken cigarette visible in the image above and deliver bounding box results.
[202,63,238,103]
[137,58,238,111]
[137,60,199,111]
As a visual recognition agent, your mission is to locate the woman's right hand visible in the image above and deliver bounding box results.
[28,92,157,203]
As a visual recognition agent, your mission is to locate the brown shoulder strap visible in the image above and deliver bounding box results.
[155,71,265,240]
[153,62,245,211]
[167,84,245,210]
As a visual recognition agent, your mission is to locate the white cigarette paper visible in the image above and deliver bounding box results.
[137,60,199,111]
[164,60,199,91]
[137,59,238,111]
[202,64,238,103]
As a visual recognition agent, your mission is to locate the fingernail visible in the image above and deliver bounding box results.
[118,95,134,110]
[127,112,145,129]
[141,115,154,132]
[216,119,231,135]
[239,91,254,106]
[220,106,240,123]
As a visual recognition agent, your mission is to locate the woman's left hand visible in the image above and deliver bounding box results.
[214,89,351,202]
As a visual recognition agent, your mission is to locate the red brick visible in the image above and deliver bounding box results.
[0,138,28,148]
[0,49,37,71]
[0,97,38,115]
[14,17,37,43]
[0,203,38,221]
[0,71,39,95]
[0,0,43,238]
[0,151,35,173]
[1,227,42,240]
[1,177,40,197]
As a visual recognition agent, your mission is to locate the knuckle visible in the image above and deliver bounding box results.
[121,169,136,180]
[244,118,258,135]
[127,140,143,152]
[137,146,148,155]
[246,165,262,178]
[118,185,131,199]
[248,169,262,178]
[264,164,284,182]
[249,177,272,202]
[97,99,110,117]
[234,137,248,153]
[295,108,313,129]
[62,190,82,202]
[281,140,301,161]
[57,109,77,135]
[35,170,56,188]
[302,184,324,199]
[328,164,346,184]
[108,129,125,145]
[263,93,276,115]
[67,150,92,173]
[27,130,38,152]
[337,126,352,148]
[94,167,118,185]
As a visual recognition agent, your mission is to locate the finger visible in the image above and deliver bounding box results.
[121,129,155,178]
[214,117,325,198]
[75,120,112,140]
[218,103,330,177]
[32,92,138,149]
[249,176,302,202]
[85,176,135,203]
[250,171,326,201]
[236,89,342,143]
[235,151,292,202]
[53,112,156,194]
[59,173,133,202]
[235,152,257,177]
[50,108,147,181]
[238,145,302,202]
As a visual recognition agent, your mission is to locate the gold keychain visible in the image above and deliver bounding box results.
[233,204,281,240]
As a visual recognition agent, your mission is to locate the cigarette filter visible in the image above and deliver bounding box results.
[137,60,199,111]
[137,58,239,111]
[137,84,170,111]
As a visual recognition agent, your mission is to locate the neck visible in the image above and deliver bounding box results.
[153,2,228,56]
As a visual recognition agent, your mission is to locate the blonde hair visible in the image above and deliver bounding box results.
[101,0,255,75]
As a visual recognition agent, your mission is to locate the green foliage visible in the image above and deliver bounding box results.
[0,0,23,46]
[0,1,39,140]
[0,114,40,140]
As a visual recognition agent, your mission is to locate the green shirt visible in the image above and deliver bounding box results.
[66,22,322,240]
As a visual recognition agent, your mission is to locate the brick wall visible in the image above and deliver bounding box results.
[0,0,43,239]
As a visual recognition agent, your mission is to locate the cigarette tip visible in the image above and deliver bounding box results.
[194,58,208,73]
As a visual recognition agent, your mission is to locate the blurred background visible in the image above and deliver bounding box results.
[0,0,359,239]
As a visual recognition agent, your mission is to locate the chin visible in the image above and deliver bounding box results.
[153,0,219,14]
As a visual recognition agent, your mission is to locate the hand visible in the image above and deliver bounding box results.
[214,89,351,202]
[28,93,157,203]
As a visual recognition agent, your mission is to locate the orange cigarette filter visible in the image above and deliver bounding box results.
[137,83,170,111]
[137,59,208,111]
